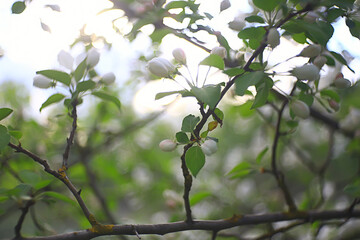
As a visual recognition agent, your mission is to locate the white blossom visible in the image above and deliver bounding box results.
[211,46,226,59]
[201,139,218,156]
[33,75,52,89]
[57,50,74,70]
[102,72,116,84]
[159,139,177,152]
[172,48,186,65]
[87,48,100,68]
[291,64,320,81]
[148,57,175,78]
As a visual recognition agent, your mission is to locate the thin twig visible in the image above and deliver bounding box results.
[62,100,78,169]
[14,200,35,239]
[180,144,194,223]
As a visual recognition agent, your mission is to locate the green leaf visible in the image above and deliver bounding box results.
[251,77,273,109]
[320,89,340,102]
[185,146,205,177]
[40,93,65,112]
[256,147,268,164]
[330,51,355,73]
[0,125,10,151]
[155,90,188,100]
[40,191,76,205]
[76,80,96,93]
[73,58,87,82]
[227,162,252,179]
[181,114,200,133]
[191,84,221,110]
[213,108,224,121]
[238,27,266,40]
[176,132,189,144]
[301,21,334,46]
[326,8,345,22]
[291,32,307,44]
[150,28,173,43]
[235,71,266,96]
[165,1,188,9]
[253,0,282,12]
[92,91,121,109]
[346,18,360,40]
[223,68,244,77]
[190,191,211,206]
[199,54,225,70]
[36,70,71,86]
[296,81,311,92]
[298,93,314,106]
[11,1,26,14]
[245,15,265,23]
[9,130,22,140]
[0,108,13,121]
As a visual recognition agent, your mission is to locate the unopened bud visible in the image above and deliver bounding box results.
[328,99,340,111]
[291,100,310,119]
[228,18,245,31]
[291,64,320,81]
[87,49,100,68]
[159,139,177,152]
[267,28,280,48]
[211,46,226,59]
[102,72,116,84]
[57,50,74,70]
[313,55,327,69]
[148,57,175,78]
[33,75,53,89]
[334,77,351,89]
[299,44,322,58]
[172,48,186,65]
[201,139,218,156]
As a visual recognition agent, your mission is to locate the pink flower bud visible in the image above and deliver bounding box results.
[291,100,310,119]
[328,99,340,111]
[87,49,100,68]
[148,57,175,78]
[299,44,322,58]
[211,46,226,59]
[267,28,280,48]
[33,75,52,89]
[291,64,320,81]
[201,139,218,156]
[57,50,74,70]
[313,55,327,69]
[159,139,177,152]
[172,48,186,65]
[102,72,116,84]
[334,76,351,89]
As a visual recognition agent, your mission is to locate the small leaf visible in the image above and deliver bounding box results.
[155,90,188,100]
[185,146,205,177]
[207,121,218,131]
[11,1,26,14]
[238,27,266,40]
[256,147,268,164]
[76,80,96,93]
[251,77,273,109]
[245,15,265,23]
[176,132,189,144]
[73,58,87,82]
[190,191,211,206]
[40,93,65,112]
[235,71,266,96]
[0,108,13,121]
[213,108,224,121]
[181,114,200,133]
[36,70,71,86]
[223,68,244,76]
[253,0,282,12]
[227,162,253,179]
[330,51,355,73]
[191,84,221,110]
[165,1,188,9]
[0,125,10,151]
[199,54,225,70]
[92,91,121,110]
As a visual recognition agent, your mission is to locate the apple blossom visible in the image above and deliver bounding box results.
[299,44,322,58]
[87,48,100,68]
[228,18,245,31]
[172,48,186,65]
[267,28,280,48]
[57,50,74,70]
[334,76,351,89]
[102,72,116,84]
[159,139,177,152]
[291,100,310,119]
[148,57,175,78]
[211,46,226,59]
[33,75,52,89]
[313,55,327,69]
[201,139,218,156]
[291,64,320,81]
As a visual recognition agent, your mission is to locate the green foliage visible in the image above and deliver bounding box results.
[40,93,65,112]
[181,114,200,133]
[11,1,26,14]
[191,84,221,110]
[36,70,71,86]
[185,145,205,177]
[0,108,13,121]
[199,54,225,70]
[253,0,284,12]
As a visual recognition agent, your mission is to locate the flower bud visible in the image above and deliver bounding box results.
[148,57,175,78]
[334,76,351,89]
[57,50,74,70]
[159,139,177,152]
[211,46,226,59]
[299,44,322,58]
[102,72,116,84]
[33,75,52,89]
[228,18,245,31]
[291,64,320,81]
[328,99,340,111]
[87,49,100,67]
[267,28,280,48]
[201,139,218,156]
[313,55,327,69]
[172,48,186,65]
[291,100,310,119]
[220,0,231,12]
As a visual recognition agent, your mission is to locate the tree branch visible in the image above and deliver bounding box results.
[63,100,78,169]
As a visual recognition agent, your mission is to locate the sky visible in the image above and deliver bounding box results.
[0,0,359,120]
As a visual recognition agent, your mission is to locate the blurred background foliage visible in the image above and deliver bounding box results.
[1,0,360,239]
